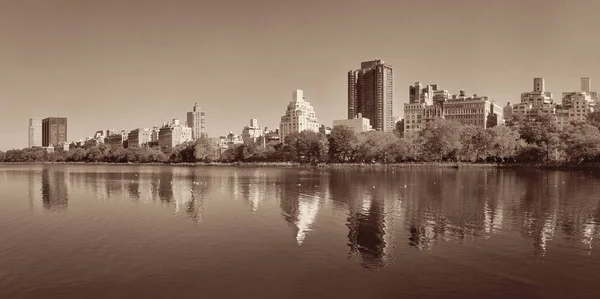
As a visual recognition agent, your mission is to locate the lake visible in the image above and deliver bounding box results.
[1,164,600,299]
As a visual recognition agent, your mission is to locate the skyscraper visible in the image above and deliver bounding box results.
[187,103,206,140]
[279,89,320,141]
[347,59,394,132]
[28,118,42,147]
[42,117,67,147]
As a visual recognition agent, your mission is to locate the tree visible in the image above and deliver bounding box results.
[66,148,86,162]
[458,125,490,162]
[518,114,562,163]
[0,151,5,162]
[328,125,357,163]
[353,131,399,163]
[285,130,328,163]
[170,142,196,163]
[586,111,600,130]
[561,122,600,164]
[194,138,216,162]
[487,125,524,162]
[418,119,463,161]
[85,146,106,162]
[234,144,254,162]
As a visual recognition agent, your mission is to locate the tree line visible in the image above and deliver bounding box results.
[3,112,600,165]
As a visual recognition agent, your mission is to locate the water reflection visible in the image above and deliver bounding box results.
[40,168,68,210]
[278,171,322,245]
[19,166,600,266]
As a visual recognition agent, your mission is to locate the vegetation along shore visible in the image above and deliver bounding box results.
[3,113,600,169]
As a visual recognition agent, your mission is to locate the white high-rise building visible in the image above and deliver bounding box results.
[582,77,591,93]
[279,89,320,142]
[187,103,206,140]
[28,118,42,147]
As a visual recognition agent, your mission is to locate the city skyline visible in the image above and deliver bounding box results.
[1,0,600,150]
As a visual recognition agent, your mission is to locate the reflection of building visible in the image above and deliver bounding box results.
[28,170,43,212]
[41,168,68,210]
[158,119,192,151]
[348,59,395,132]
[279,89,320,141]
[187,103,207,140]
[346,193,389,269]
[42,117,67,147]
[28,118,42,147]
[278,174,321,245]
[333,113,373,132]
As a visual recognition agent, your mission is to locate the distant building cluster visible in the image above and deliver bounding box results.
[29,104,207,153]
[504,77,599,127]
[25,58,600,153]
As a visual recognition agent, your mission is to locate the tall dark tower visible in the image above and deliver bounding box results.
[347,59,394,132]
[42,117,67,147]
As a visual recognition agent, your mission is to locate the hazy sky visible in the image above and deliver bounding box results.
[1,0,599,150]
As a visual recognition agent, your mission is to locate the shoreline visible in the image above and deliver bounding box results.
[1,161,599,170]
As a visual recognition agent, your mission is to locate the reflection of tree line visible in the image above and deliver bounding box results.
[29,168,208,223]
[27,167,600,265]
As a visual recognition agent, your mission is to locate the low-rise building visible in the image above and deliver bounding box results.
[256,128,280,148]
[128,128,152,148]
[319,125,332,135]
[332,113,373,132]
[106,130,128,148]
[444,94,504,128]
[404,85,503,135]
[158,119,192,151]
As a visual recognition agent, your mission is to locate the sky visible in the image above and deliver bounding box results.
[1,0,599,150]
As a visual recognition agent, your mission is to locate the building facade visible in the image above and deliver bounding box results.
[444,94,504,128]
[128,128,152,148]
[348,59,394,132]
[158,119,192,151]
[256,128,280,148]
[279,89,320,142]
[187,103,207,140]
[106,130,128,148]
[241,119,263,144]
[28,118,42,147]
[504,77,600,127]
[404,82,451,135]
[404,84,503,135]
[332,113,373,132]
[509,78,555,121]
[42,117,67,147]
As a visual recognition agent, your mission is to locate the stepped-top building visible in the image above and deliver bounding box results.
[279,89,320,141]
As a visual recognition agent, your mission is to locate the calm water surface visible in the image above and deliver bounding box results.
[1,165,600,298]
